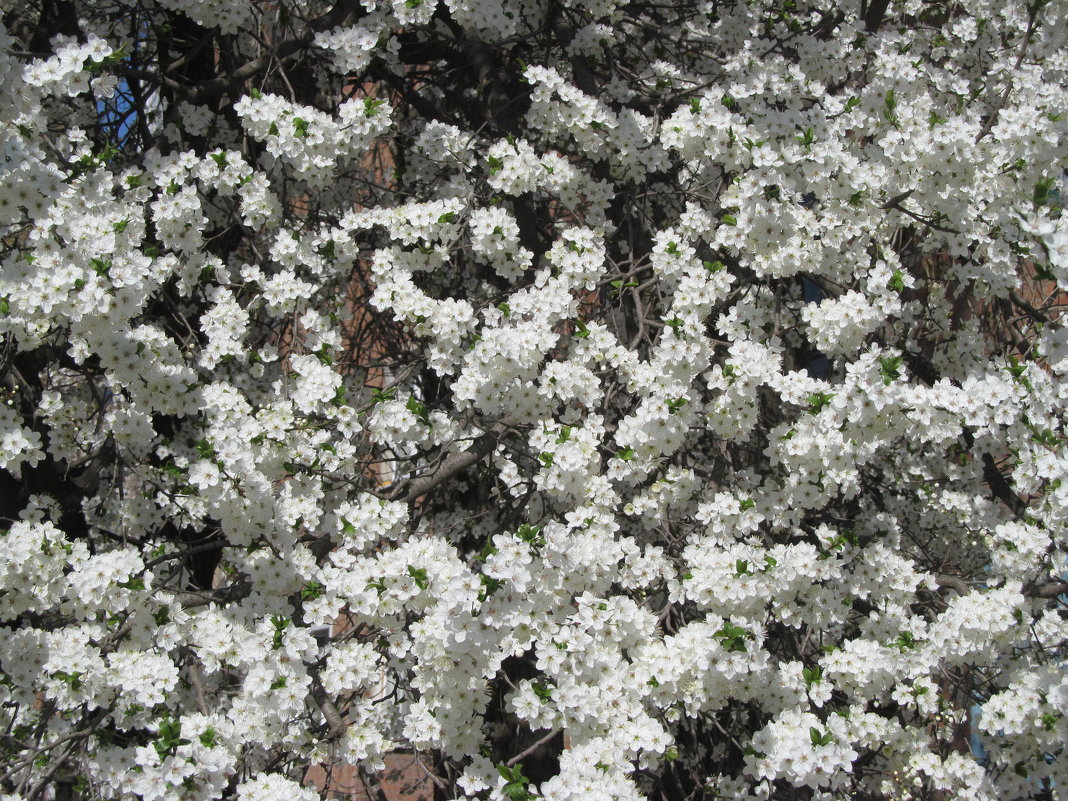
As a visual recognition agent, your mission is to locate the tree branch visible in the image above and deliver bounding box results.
[391,421,512,505]
[506,729,561,767]
[183,1,364,102]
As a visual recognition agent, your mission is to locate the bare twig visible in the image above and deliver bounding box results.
[506,729,561,767]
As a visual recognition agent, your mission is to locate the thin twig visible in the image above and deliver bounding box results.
[506,729,560,767]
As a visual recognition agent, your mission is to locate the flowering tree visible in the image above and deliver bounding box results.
[0,0,1066,799]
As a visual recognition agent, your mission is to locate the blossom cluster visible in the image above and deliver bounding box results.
[0,1,1066,801]
[235,92,392,185]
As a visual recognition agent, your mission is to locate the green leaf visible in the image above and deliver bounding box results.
[714,621,749,652]
[314,345,333,365]
[407,565,429,590]
[878,355,902,385]
[316,239,337,262]
[666,397,688,414]
[809,727,833,746]
[895,631,916,651]
[516,524,543,546]
[1033,262,1056,282]
[882,89,899,126]
[371,387,396,404]
[271,615,290,650]
[478,573,504,601]
[1006,356,1034,391]
[497,763,531,801]
[1033,176,1056,209]
[53,670,84,690]
[664,316,685,333]
[807,392,834,413]
[406,396,430,425]
[158,716,182,743]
